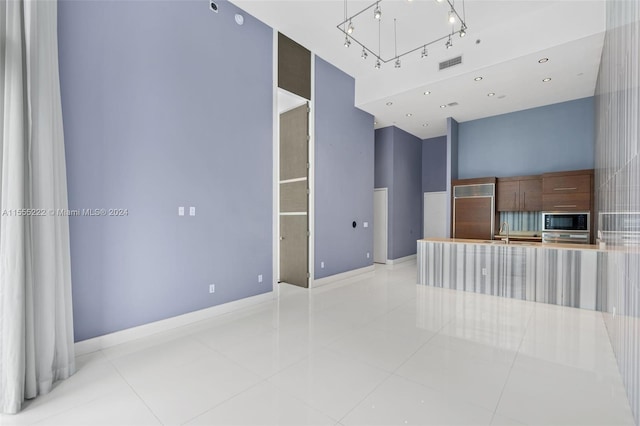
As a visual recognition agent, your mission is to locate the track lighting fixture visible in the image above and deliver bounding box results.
[445,35,453,49]
[337,0,468,68]
[347,20,354,34]
[374,3,382,20]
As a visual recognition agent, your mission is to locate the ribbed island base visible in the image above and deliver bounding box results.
[417,238,604,310]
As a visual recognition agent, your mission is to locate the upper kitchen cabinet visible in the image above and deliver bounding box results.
[542,169,594,211]
[496,175,542,212]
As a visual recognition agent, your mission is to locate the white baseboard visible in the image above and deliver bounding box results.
[313,265,375,288]
[386,254,417,265]
[74,291,274,356]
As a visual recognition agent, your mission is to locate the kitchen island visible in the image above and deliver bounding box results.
[417,238,604,310]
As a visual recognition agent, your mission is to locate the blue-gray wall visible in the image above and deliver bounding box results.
[315,57,374,279]
[458,97,595,178]
[392,128,423,259]
[422,136,447,192]
[374,127,422,260]
[375,127,394,189]
[58,0,273,341]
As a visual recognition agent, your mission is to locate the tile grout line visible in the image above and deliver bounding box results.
[105,349,166,426]
[488,306,536,424]
[179,379,271,425]
[335,315,455,424]
[106,333,264,426]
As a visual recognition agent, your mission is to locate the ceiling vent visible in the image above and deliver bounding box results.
[439,56,462,71]
[447,102,459,107]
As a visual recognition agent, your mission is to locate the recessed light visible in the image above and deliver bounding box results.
[487,92,495,97]
[422,123,429,127]
[542,77,552,82]
[386,102,393,106]
[474,77,483,81]
[234,14,244,25]
[406,113,412,117]
[538,58,549,63]
[423,91,431,95]
[440,105,447,108]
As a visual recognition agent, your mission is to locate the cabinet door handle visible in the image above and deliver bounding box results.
[553,187,577,191]
[522,192,526,208]
[554,205,577,208]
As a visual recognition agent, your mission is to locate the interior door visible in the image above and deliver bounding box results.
[424,191,448,238]
[279,103,309,287]
[373,188,388,264]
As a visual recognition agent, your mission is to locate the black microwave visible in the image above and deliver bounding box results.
[542,212,590,232]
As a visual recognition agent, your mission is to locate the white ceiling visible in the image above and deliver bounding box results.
[231,0,606,138]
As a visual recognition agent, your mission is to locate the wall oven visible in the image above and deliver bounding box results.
[542,212,590,244]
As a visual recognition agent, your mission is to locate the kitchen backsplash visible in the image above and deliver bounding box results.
[499,211,541,232]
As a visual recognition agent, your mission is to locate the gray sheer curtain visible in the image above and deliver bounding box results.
[0,0,75,414]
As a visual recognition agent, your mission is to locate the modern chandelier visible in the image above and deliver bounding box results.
[337,0,468,69]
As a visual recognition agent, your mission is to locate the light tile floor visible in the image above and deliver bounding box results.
[0,263,635,425]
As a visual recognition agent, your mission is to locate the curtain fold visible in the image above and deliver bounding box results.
[0,0,75,414]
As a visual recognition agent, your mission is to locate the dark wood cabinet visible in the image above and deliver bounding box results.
[542,174,591,194]
[541,193,591,211]
[519,178,542,211]
[496,180,519,211]
[542,169,593,212]
[496,176,542,212]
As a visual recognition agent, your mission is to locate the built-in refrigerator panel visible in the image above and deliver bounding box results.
[452,183,495,240]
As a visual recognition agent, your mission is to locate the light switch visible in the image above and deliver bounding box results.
[363,222,369,228]
[189,207,196,216]
[178,207,185,216]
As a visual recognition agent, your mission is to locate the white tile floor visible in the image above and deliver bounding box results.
[1,263,635,426]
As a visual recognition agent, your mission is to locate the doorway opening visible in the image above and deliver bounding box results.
[278,90,310,288]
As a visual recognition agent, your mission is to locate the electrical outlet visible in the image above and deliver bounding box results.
[321,261,325,269]
[178,206,185,216]
[209,284,215,293]
[363,222,369,228]
[258,274,263,283]
[481,268,487,276]
[613,306,616,318]
[366,252,370,259]
[189,206,196,216]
